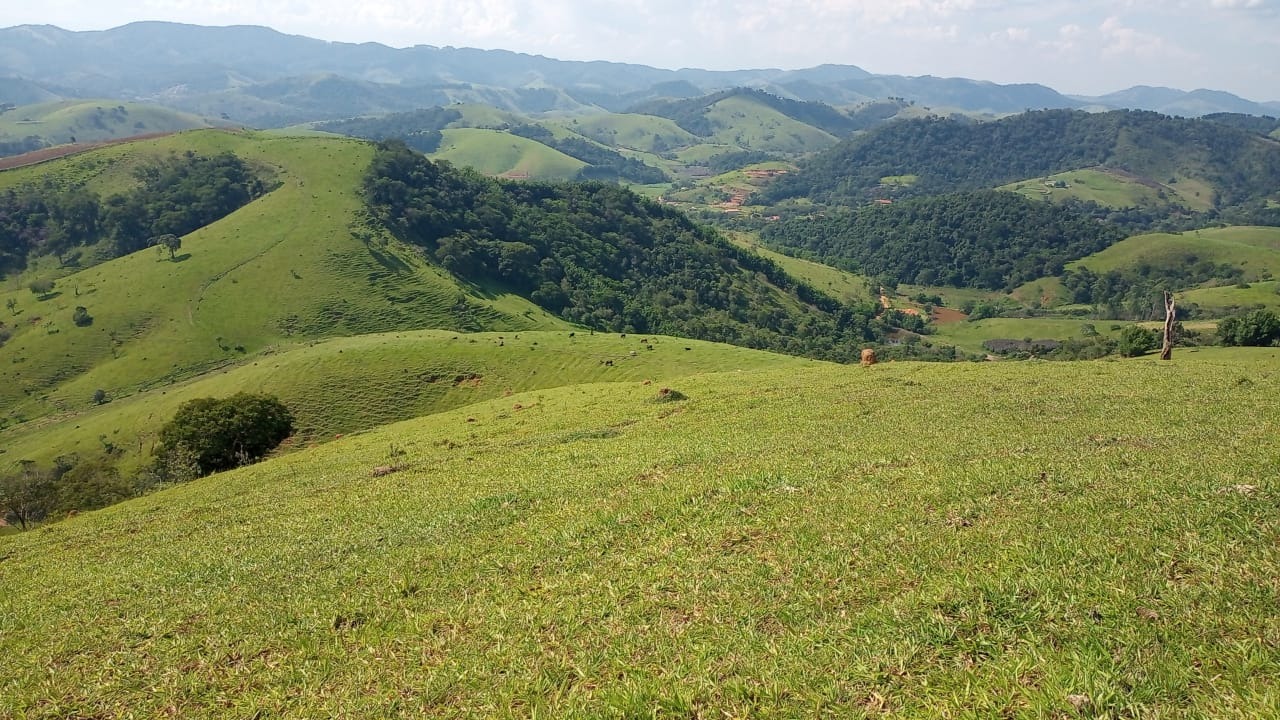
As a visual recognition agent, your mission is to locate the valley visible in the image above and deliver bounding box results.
[2,18,1279,718]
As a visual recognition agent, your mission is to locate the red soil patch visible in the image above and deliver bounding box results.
[0,132,182,172]
[931,307,968,324]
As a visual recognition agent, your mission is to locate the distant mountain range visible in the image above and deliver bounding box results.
[0,22,1276,127]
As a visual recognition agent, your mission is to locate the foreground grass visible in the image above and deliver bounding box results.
[2,356,1278,717]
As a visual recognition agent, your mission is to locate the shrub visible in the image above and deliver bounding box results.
[156,393,294,477]
[1218,309,1280,347]
[28,278,54,297]
[1116,325,1158,357]
[72,306,93,327]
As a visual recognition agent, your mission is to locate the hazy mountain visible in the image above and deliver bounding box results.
[0,22,1082,126]
[1074,86,1276,117]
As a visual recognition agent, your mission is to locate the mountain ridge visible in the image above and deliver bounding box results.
[3,22,1272,125]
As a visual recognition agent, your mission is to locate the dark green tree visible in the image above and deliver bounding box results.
[1218,309,1280,347]
[156,393,294,477]
[0,462,56,530]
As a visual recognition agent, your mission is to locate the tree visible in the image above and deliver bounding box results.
[1117,325,1158,357]
[72,306,93,327]
[156,393,294,477]
[28,278,54,298]
[93,389,108,405]
[1218,309,1280,347]
[0,463,56,530]
[5,297,15,315]
[153,233,181,260]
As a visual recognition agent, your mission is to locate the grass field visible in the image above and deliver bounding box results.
[0,100,217,147]
[2,355,1278,717]
[561,114,697,154]
[430,129,586,180]
[931,317,1125,354]
[728,233,872,304]
[0,330,805,473]
[1001,168,1183,210]
[1070,226,1280,280]
[703,95,838,155]
[1179,280,1280,314]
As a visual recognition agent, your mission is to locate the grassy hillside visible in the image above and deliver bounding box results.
[1179,280,1280,314]
[563,113,698,154]
[3,355,1279,716]
[703,95,838,155]
[0,130,559,430]
[0,100,218,149]
[0,330,804,473]
[727,232,872,303]
[1070,226,1280,278]
[431,128,587,179]
[1000,167,1212,212]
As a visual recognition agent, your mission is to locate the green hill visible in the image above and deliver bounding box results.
[1000,167,1212,213]
[430,128,587,179]
[1069,226,1280,278]
[0,330,803,473]
[3,354,1279,716]
[562,113,698,154]
[765,109,1280,226]
[0,100,219,155]
[0,130,559,432]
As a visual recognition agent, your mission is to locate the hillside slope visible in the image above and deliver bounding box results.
[2,355,1278,716]
[0,100,219,156]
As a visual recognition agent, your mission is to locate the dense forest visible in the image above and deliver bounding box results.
[506,124,668,183]
[760,191,1128,290]
[628,88,859,137]
[761,109,1280,222]
[0,151,267,275]
[1059,263,1241,320]
[364,141,884,359]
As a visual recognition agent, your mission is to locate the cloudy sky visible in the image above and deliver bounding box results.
[2,0,1276,100]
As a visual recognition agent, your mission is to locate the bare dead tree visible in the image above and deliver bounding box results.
[1160,291,1176,361]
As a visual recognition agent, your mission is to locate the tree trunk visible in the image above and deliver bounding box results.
[1160,291,1175,361]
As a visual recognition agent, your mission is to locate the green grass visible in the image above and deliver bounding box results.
[561,113,698,154]
[0,100,217,146]
[0,130,561,430]
[703,95,837,155]
[1001,168,1190,210]
[431,128,586,179]
[1179,281,1280,314]
[931,317,1126,354]
[729,233,872,303]
[3,356,1279,716]
[1070,226,1280,280]
[0,330,805,473]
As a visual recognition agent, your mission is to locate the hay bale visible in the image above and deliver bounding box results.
[860,348,878,366]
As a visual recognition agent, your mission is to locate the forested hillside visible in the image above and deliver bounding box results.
[629,88,859,137]
[365,141,881,358]
[0,151,268,274]
[761,191,1127,290]
[763,109,1280,224]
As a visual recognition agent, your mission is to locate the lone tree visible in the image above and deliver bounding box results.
[28,278,54,298]
[153,234,182,260]
[1160,291,1176,361]
[0,463,56,530]
[156,393,294,477]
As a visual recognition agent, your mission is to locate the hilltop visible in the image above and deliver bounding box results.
[0,100,221,158]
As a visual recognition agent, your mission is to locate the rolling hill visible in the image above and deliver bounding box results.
[2,353,1279,716]
[763,109,1280,223]
[0,100,221,157]
[431,128,587,180]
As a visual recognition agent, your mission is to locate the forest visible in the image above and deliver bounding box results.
[760,190,1127,290]
[761,109,1280,223]
[364,141,888,359]
[0,151,267,275]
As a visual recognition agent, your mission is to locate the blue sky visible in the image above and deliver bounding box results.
[2,0,1277,100]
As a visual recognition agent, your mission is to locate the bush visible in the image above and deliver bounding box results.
[1116,325,1158,357]
[156,393,294,477]
[28,278,54,297]
[1218,309,1280,347]
[72,306,93,327]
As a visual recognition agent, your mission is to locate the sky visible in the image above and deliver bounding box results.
[1,0,1277,101]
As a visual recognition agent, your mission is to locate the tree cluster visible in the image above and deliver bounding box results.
[760,190,1127,291]
[314,107,462,154]
[156,393,294,477]
[364,141,883,360]
[1060,262,1239,320]
[0,151,266,276]
[1218,309,1280,347]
